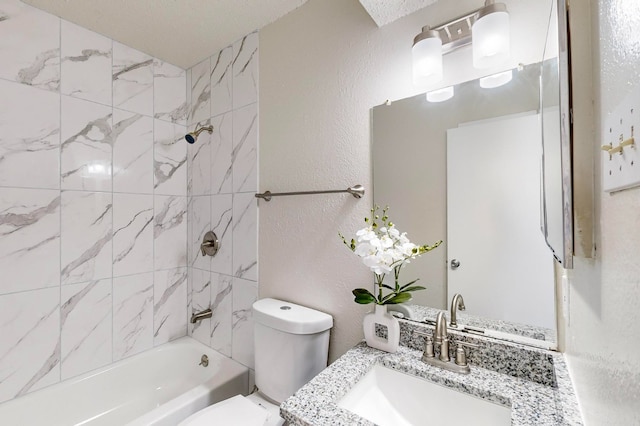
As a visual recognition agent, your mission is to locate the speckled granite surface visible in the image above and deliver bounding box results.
[280,343,583,426]
[398,320,557,386]
[402,305,557,344]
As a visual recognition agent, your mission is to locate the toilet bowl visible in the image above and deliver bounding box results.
[179,298,333,425]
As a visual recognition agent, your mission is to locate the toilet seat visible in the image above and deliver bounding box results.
[178,395,270,426]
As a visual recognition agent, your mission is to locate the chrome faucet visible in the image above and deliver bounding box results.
[434,311,450,362]
[190,308,212,324]
[449,293,466,328]
[412,311,478,374]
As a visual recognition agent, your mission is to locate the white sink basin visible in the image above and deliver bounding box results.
[337,365,511,426]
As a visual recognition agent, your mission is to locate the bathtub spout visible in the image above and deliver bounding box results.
[191,308,212,324]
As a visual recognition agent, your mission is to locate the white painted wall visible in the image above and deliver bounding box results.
[563,0,640,424]
[259,0,553,361]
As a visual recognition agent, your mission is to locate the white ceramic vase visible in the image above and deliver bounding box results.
[363,304,400,353]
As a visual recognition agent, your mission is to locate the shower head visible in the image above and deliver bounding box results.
[185,125,213,144]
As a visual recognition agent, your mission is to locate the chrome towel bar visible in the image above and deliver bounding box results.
[255,185,364,202]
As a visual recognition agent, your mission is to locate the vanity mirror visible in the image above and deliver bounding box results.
[372,0,571,346]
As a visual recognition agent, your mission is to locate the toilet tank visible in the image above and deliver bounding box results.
[252,298,333,404]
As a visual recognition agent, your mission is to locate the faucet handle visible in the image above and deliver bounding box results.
[412,329,435,359]
[453,340,479,366]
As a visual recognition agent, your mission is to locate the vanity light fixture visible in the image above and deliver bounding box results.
[426,86,454,103]
[412,28,443,86]
[412,0,510,86]
[479,69,513,88]
[472,1,510,69]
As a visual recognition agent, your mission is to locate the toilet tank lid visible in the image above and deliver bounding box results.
[252,298,333,334]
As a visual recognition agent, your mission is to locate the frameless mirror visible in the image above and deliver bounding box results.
[371,0,572,346]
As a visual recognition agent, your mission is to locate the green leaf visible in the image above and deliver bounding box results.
[401,285,426,293]
[380,284,395,291]
[384,292,413,304]
[380,292,397,302]
[398,279,420,291]
[352,288,376,304]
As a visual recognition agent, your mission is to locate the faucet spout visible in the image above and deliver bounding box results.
[434,311,447,343]
[449,293,466,328]
[434,312,450,362]
[190,308,212,324]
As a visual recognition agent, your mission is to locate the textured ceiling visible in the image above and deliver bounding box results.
[358,0,439,27]
[21,0,309,69]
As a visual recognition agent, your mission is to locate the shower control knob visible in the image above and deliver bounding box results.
[201,231,220,257]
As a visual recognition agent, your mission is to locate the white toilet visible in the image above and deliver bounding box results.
[179,298,333,425]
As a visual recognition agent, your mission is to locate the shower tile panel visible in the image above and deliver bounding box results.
[188,195,211,271]
[232,103,257,193]
[0,79,60,189]
[231,277,257,369]
[154,119,187,196]
[112,41,153,117]
[154,267,188,346]
[232,193,257,281]
[60,191,113,285]
[113,273,154,361]
[210,272,233,357]
[153,59,187,125]
[210,112,233,195]
[113,193,154,277]
[0,188,60,295]
[60,279,112,380]
[0,0,60,91]
[232,33,258,110]
[187,119,212,196]
[60,20,112,106]
[189,57,211,125]
[188,267,211,346]
[210,46,234,117]
[210,194,233,276]
[0,287,60,404]
[154,195,187,269]
[61,96,113,191]
[112,109,154,194]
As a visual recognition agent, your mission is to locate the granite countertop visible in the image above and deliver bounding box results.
[280,342,583,425]
[402,305,557,345]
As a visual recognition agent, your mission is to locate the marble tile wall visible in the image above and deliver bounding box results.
[186,32,259,369]
[0,0,189,404]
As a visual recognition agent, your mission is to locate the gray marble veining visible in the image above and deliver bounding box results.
[0,188,60,294]
[0,79,60,189]
[61,96,113,191]
[113,273,153,361]
[153,59,187,125]
[0,0,60,91]
[61,20,112,106]
[153,268,187,346]
[189,58,211,125]
[0,287,60,403]
[60,279,112,380]
[210,272,232,356]
[112,41,153,116]
[60,191,113,285]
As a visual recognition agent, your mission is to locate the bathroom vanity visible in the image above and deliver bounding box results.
[280,317,583,425]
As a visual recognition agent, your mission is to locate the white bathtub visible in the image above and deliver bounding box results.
[0,337,248,426]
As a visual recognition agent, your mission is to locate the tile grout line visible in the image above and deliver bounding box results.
[58,14,63,384]
[110,36,115,367]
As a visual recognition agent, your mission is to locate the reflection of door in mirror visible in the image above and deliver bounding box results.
[447,113,555,330]
[372,61,557,339]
